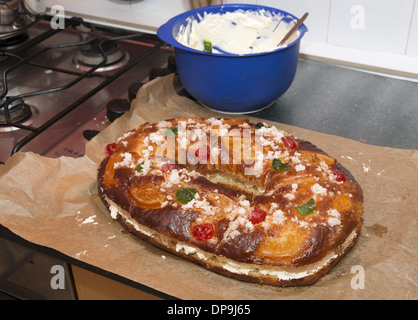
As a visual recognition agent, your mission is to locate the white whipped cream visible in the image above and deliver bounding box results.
[105,197,357,282]
[175,9,299,55]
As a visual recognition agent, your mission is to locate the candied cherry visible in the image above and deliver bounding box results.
[161,163,178,173]
[282,136,298,150]
[105,142,117,156]
[195,145,210,162]
[192,223,214,241]
[247,207,267,225]
[331,169,347,182]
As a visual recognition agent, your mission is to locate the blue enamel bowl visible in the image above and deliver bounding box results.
[157,4,307,114]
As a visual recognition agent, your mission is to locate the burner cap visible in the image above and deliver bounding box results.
[79,39,124,65]
[0,32,29,50]
[73,39,129,72]
[0,98,33,125]
[81,39,120,58]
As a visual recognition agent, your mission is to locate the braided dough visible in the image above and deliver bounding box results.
[98,118,363,287]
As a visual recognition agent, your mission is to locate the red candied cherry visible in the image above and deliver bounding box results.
[282,136,299,150]
[161,163,179,173]
[105,142,117,156]
[192,223,214,241]
[331,169,347,182]
[195,145,210,162]
[247,207,267,225]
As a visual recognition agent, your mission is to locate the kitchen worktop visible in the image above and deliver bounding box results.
[254,59,418,150]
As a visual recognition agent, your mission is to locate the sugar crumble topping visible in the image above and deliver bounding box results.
[109,118,350,239]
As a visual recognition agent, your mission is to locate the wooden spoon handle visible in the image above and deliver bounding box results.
[277,12,308,47]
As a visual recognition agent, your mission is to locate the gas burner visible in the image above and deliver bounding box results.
[0,97,35,132]
[0,32,29,51]
[0,0,36,41]
[72,39,129,72]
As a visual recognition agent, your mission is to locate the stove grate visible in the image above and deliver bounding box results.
[0,16,165,160]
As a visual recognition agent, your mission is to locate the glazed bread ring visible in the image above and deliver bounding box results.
[98,117,363,287]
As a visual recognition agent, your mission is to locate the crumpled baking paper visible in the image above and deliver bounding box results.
[0,74,417,299]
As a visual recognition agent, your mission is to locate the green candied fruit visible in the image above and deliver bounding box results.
[296,199,316,216]
[255,122,266,130]
[175,187,198,204]
[203,39,213,53]
[135,162,153,173]
[164,126,178,137]
[271,158,291,172]
[135,163,144,172]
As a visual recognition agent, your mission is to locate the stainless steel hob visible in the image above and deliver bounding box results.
[0,15,175,164]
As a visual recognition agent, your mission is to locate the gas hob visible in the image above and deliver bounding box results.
[0,16,175,164]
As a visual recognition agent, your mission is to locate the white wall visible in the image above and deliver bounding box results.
[45,0,418,76]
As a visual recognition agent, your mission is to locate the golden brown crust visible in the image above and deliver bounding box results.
[97,118,363,286]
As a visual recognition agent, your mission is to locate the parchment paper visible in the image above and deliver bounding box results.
[0,74,417,299]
